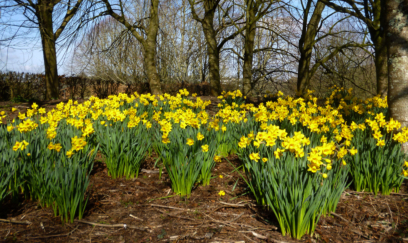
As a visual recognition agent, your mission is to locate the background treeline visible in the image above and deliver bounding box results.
[0,71,236,101]
[0,72,121,101]
[0,0,382,101]
[68,0,376,99]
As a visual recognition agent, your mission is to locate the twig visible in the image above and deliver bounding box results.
[150,204,192,211]
[236,200,254,204]
[268,239,289,243]
[141,169,165,174]
[28,226,79,239]
[250,231,268,239]
[210,238,245,243]
[395,201,400,227]
[230,213,244,222]
[345,191,372,195]
[148,194,177,202]
[239,232,257,243]
[75,220,151,232]
[209,202,253,216]
[203,213,275,231]
[149,204,243,217]
[154,208,197,222]
[369,197,378,214]
[203,213,237,229]
[169,231,198,241]
[350,229,370,239]
[4,230,10,239]
[0,219,32,225]
[213,211,245,217]
[94,206,115,220]
[218,201,248,207]
[89,223,95,243]
[331,212,351,224]
[129,214,143,221]
[221,172,233,178]
[386,202,394,225]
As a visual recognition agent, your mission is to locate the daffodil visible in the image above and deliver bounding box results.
[186,138,194,146]
[349,147,358,156]
[201,144,209,152]
[214,155,222,163]
[249,153,260,162]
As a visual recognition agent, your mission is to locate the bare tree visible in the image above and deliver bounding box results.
[297,0,325,93]
[0,0,94,99]
[311,22,376,98]
[188,0,246,96]
[319,0,387,97]
[73,17,146,84]
[74,0,210,90]
[290,0,370,94]
[99,0,162,94]
[225,6,298,95]
[157,0,208,85]
[239,0,281,96]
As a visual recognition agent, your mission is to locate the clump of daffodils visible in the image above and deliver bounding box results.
[13,140,29,151]
[66,136,87,158]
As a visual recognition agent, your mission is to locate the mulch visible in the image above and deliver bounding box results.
[1,97,408,242]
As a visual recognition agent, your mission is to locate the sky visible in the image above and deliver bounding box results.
[0,0,81,76]
[0,46,45,73]
[0,38,76,75]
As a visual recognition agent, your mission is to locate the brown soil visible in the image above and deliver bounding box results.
[1,154,407,242]
[1,97,408,242]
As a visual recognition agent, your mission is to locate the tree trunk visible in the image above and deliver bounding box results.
[385,0,408,151]
[202,4,221,96]
[38,3,59,100]
[370,0,388,98]
[297,50,313,95]
[374,2,388,98]
[374,38,388,97]
[297,0,325,95]
[6,74,14,100]
[242,6,257,96]
[144,0,162,95]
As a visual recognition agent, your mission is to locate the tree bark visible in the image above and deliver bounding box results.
[242,5,257,96]
[202,3,222,96]
[297,0,325,95]
[385,0,408,151]
[373,1,388,98]
[144,0,162,95]
[297,49,313,94]
[38,2,59,100]
[374,37,388,97]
